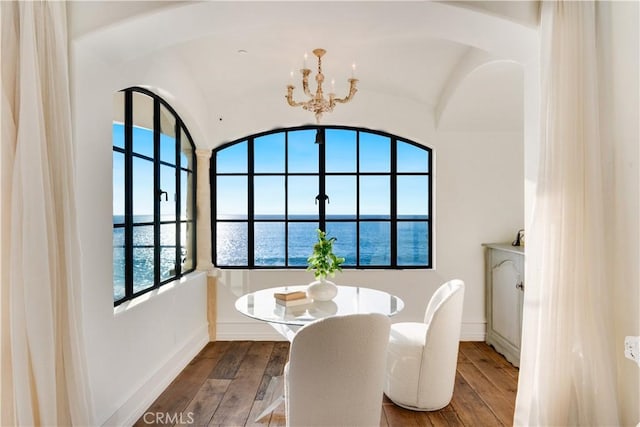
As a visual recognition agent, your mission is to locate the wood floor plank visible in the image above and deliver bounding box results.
[246,400,272,427]
[209,342,274,426]
[134,341,231,427]
[255,341,288,401]
[140,341,517,427]
[473,341,520,381]
[460,343,518,395]
[379,406,389,427]
[449,371,503,427]
[383,402,434,427]
[455,360,514,426]
[181,379,231,426]
[196,341,232,360]
[209,340,253,379]
[425,409,464,427]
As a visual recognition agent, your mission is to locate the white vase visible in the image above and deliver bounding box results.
[307,278,338,301]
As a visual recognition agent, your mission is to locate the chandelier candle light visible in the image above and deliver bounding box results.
[286,48,358,123]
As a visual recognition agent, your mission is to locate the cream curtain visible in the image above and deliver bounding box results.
[515,1,619,425]
[1,2,93,425]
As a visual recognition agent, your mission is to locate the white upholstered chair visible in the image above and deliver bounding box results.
[285,313,391,427]
[384,279,465,411]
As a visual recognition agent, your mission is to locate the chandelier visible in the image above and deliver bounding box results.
[286,48,358,123]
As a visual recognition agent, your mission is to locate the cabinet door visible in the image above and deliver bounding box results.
[491,258,522,347]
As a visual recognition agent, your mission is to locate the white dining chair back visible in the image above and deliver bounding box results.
[384,279,465,411]
[285,313,391,427]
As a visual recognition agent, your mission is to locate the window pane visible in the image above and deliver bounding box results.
[288,176,318,219]
[113,123,124,149]
[325,129,356,172]
[132,225,154,292]
[160,165,176,221]
[133,248,155,293]
[216,222,248,266]
[288,130,318,173]
[255,222,285,266]
[397,175,429,218]
[161,223,176,245]
[113,91,125,148]
[160,104,176,165]
[359,176,390,218]
[325,222,356,265]
[113,228,125,302]
[180,170,193,220]
[180,126,194,171]
[132,92,154,157]
[181,221,194,271]
[160,248,177,281]
[216,141,247,173]
[360,133,390,172]
[326,175,356,219]
[397,221,429,266]
[113,151,125,224]
[132,157,154,219]
[288,222,318,266]
[216,176,247,219]
[255,133,285,173]
[359,222,391,265]
[255,176,285,219]
[397,141,429,173]
[160,222,177,280]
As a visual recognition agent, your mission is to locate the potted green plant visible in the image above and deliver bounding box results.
[306,229,345,301]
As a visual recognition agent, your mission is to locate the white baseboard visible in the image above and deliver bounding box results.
[217,321,288,341]
[460,321,487,341]
[101,324,210,427]
[216,320,486,342]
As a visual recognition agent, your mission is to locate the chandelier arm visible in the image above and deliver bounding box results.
[332,79,358,104]
[286,86,305,107]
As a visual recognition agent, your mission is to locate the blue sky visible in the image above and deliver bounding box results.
[215,129,429,218]
[114,125,429,218]
[113,124,189,217]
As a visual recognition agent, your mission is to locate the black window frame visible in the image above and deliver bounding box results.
[113,87,197,306]
[211,125,432,269]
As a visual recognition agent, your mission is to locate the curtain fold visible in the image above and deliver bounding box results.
[515,1,619,425]
[1,2,94,425]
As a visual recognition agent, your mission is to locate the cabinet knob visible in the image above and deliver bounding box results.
[516,281,525,291]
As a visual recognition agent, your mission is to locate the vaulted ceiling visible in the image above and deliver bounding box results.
[70,1,539,147]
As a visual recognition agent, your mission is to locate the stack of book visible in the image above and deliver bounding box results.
[274,290,311,307]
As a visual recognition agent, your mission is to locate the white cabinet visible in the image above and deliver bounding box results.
[483,243,524,367]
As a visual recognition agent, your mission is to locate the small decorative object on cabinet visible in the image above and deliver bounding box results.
[483,243,524,367]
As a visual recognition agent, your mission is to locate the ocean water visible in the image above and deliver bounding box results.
[113,215,192,301]
[215,216,429,268]
[115,216,429,301]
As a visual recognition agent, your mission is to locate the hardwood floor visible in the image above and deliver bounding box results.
[135,341,518,427]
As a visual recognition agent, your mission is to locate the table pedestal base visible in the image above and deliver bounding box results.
[255,375,284,421]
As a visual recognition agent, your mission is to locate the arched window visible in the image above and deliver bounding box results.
[113,87,197,305]
[211,126,431,269]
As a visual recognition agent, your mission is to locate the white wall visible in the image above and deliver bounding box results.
[598,2,640,425]
[71,39,210,426]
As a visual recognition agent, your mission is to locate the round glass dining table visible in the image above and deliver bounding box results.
[235,284,404,328]
[235,284,404,421]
